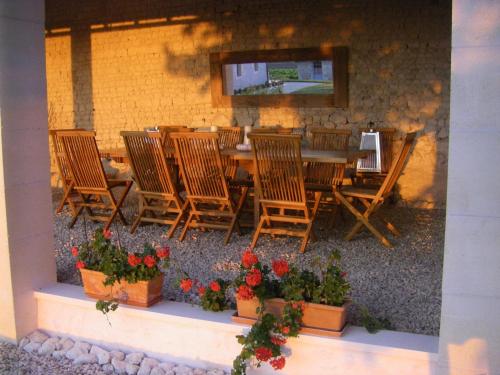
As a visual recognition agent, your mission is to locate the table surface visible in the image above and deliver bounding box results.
[222,147,367,164]
[101,147,369,164]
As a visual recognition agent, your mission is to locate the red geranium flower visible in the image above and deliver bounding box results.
[209,281,221,292]
[236,285,254,300]
[198,285,206,297]
[241,249,258,269]
[291,301,305,312]
[143,255,156,268]
[103,229,112,239]
[245,268,262,287]
[272,259,289,277]
[75,261,85,270]
[180,278,193,293]
[255,347,273,362]
[270,336,287,346]
[156,246,170,259]
[340,271,348,278]
[270,356,286,370]
[128,254,142,267]
[71,246,78,257]
[281,326,290,335]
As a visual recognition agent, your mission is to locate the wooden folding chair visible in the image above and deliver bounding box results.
[157,126,193,153]
[249,134,322,253]
[218,127,243,180]
[58,130,133,231]
[49,129,82,215]
[334,132,416,248]
[121,131,188,236]
[305,128,350,222]
[171,132,248,244]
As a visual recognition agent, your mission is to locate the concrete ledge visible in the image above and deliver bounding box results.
[34,283,439,374]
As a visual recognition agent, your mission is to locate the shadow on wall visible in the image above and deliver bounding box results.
[44,0,451,207]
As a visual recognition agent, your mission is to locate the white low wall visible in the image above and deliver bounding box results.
[34,283,438,375]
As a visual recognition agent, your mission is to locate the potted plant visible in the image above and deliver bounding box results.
[234,249,351,332]
[71,229,170,311]
[179,277,231,312]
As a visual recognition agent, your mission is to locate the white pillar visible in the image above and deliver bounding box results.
[439,0,500,373]
[0,0,56,342]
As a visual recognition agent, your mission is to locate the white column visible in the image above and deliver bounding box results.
[0,0,56,341]
[439,0,500,374]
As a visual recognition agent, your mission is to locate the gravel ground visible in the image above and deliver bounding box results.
[0,341,103,375]
[52,188,445,336]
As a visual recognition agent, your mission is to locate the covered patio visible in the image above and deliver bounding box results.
[0,0,499,374]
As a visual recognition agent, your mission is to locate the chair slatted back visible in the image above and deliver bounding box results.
[218,127,243,179]
[359,127,396,174]
[378,132,416,199]
[58,130,107,189]
[250,127,293,135]
[171,132,229,199]
[250,134,306,204]
[306,128,350,187]
[49,129,81,183]
[218,127,243,149]
[121,131,176,195]
[310,128,351,151]
[158,126,193,150]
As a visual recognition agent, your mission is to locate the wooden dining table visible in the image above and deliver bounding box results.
[101,146,370,228]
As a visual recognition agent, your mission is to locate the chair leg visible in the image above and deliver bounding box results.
[179,212,193,242]
[130,195,146,234]
[225,187,248,244]
[168,200,189,238]
[107,182,133,229]
[69,207,83,228]
[58,182,74,214]
[249,216,265,250]
[300,222,314,253]
[334,192,393,248]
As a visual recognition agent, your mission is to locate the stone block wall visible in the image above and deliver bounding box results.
[45,0,451,207]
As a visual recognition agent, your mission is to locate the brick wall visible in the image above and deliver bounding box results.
[45,0,451,208]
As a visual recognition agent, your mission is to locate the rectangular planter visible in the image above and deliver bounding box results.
[80,269,164,307]
[236,297,350,332]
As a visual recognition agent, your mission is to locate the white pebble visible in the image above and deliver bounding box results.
[193,369,207,375]
[137,364,152,375]
[158,363,175,371]
[52,350,67,359]
[28,330,49,344]
[112,357,128,374]
[126,352,145,365]
[151,367,166,375]
[90,345,111,365]
[74,341,91,353]
[65,346,86,360]
[111,350,125,361]
[18,337,30,348]
[174,365,193,375]
[126,363,140,375]
[59,337,74,351]
[38,340,57,355]
[102,363,115,374]
[74,353,98,365]
[207,370,224,375]
[23,342,41,353]
[142,358,159,368]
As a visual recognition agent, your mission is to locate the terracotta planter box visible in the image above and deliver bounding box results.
[80,269,164,307]
[236,297,350,332]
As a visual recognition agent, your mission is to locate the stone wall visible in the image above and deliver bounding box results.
[45,0,451,208]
